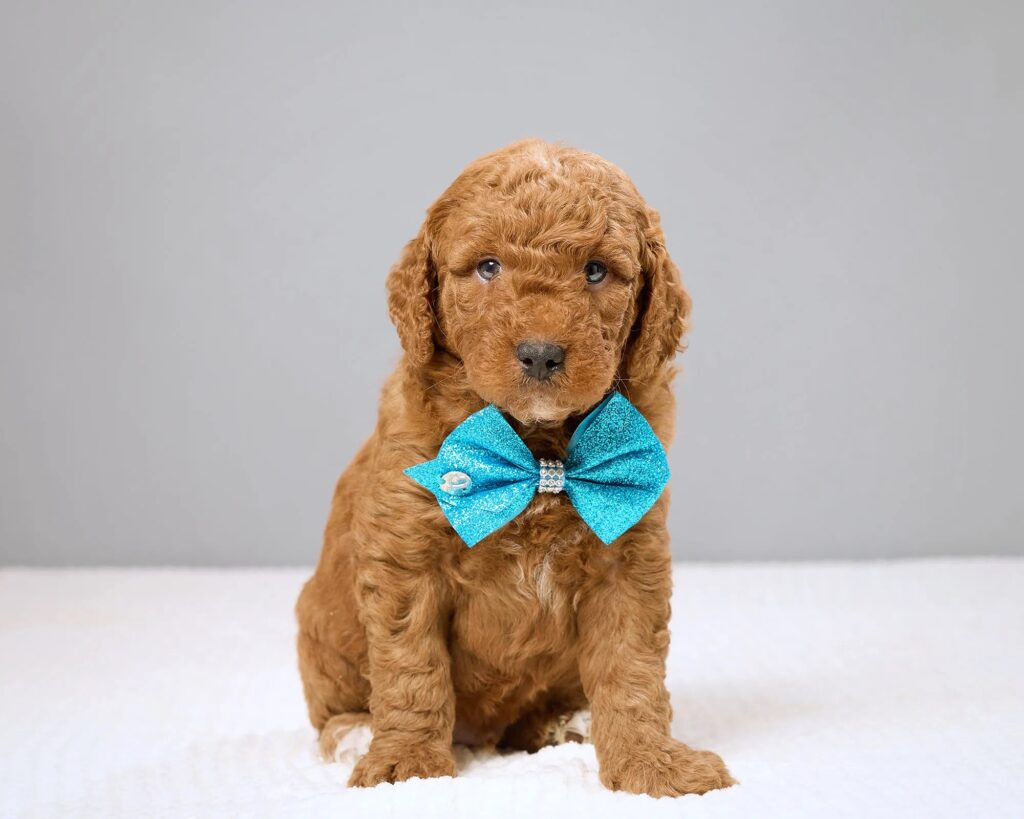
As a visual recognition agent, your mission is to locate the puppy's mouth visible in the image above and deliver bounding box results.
[463,342,616,426]
[474,379,569,426]
[499,373,614,426]
[507,394,571,426]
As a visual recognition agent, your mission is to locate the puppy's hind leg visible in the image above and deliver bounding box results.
[299,634,373,763]
[296,615,372,763]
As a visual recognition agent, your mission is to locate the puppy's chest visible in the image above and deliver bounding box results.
[450,496,593,656]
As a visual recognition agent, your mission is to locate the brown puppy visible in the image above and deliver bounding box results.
[296,139,733,797]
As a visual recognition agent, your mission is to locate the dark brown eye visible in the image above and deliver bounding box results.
[584,260,608,284]
[476,258,501,281]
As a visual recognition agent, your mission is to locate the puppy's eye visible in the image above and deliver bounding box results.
[476,258,501,281]
[584,260,608,285]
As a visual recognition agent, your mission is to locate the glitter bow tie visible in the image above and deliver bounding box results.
[404,392,670,547]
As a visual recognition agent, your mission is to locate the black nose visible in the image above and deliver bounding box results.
[516,340,565,381]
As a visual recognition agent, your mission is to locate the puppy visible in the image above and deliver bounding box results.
[296,139,733,797]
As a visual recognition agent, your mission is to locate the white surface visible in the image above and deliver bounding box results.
[1,560,1022,818]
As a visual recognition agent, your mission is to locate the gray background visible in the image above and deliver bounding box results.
[2,1,1021,566]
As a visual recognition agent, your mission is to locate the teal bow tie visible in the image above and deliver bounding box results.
[404,393,670,547]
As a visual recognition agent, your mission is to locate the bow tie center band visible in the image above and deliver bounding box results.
[405,392,670,547]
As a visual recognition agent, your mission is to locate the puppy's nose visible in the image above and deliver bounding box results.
[516,340,565,381]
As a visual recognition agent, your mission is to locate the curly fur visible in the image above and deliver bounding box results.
[296,139,732,797]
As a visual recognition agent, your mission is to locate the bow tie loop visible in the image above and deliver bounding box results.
[404,393,670,547]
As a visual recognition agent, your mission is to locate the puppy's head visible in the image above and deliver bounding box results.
[387,139,690,424]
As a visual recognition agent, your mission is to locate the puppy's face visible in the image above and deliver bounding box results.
[387,141,689,424]
[432,192,641,424]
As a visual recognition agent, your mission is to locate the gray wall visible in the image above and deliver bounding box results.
[2,1,1021,566]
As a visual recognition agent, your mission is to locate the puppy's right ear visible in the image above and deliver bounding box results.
[386,225,436,367]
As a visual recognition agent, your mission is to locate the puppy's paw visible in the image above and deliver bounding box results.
[347,738,456,788]
[544,708,591,745]
[319,713,373,763]
[600,739,734,798]
[499,706,592,752]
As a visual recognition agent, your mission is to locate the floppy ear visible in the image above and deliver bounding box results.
[625,206,692,381]
[386,225,436,367]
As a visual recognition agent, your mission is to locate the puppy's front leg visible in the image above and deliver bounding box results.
[577,528,733,797]
[348,556,456,787]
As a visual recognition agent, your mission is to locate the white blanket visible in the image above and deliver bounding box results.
[1,560,1021,818]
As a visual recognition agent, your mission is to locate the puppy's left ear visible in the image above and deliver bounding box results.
[625,206,692,381]
[386,225,436,368]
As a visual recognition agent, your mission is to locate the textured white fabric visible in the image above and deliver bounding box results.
[1,560,1021,818]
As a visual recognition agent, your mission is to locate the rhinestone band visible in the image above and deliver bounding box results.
[538,458,565,493]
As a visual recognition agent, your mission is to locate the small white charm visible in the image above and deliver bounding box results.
[440,470,473,495]
[538,458,565,493]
